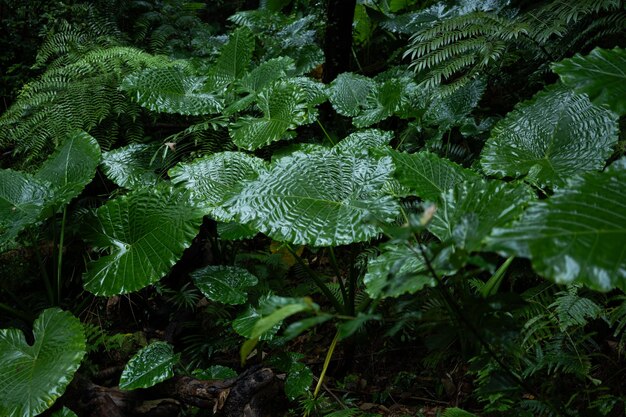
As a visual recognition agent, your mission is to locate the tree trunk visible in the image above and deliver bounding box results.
[323,0,357,83]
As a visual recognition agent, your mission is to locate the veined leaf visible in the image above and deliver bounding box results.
[364,243,436,299]
[83,187,203,296]
[50,407,78,417]
[169,151,266,221]
[0,308,86,417]
[223,148,399,246]
[328,73,376,117]
[239,57,295,93]
[334,129,394,156]
[217,221,258,240]
[388,150,479,200]
[480,84,618,187]
[429,180,533,252]
[354,78,405,127]
[0,170,51,244]
[191,265,258,305]
[101,143,171,190]
[121,66,223,115]
[35,131,101,209]
[488,168,626,291]
[229,80,309,150]
[207,27,255,90]
[553,47,626,115]
[119,342,177,390]
[193,365,237,380]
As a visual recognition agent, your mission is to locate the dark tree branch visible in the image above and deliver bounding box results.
[323,0,357,83]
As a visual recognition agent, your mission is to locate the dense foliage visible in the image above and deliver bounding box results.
[1,0,625,416]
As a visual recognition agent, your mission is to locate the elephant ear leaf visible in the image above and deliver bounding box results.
[480,84,618,187]
[191,265,258,305]
[101,143,171,190]
[0,308,86,417]
[83,187,203,296]
[36,131,101,209]
[488,168,626,292]
[553,47,626,115]
[327,72,376,117]
[208,27,255,90]
[121,66,223,116]
[119,342,177,390]
[169,151,266,221]
[229,80,309,150]
[223,147,399,246]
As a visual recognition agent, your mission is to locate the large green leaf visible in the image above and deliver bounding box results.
[487,168,626,291]
[169,151,266,221]
[119,341,177,390]
[229,80,309,150]
[364,243,435,299]
[429,180,533,252]
[191,265,258,305]
[239,57,295,93]
[208,27,255,90]
[480,84,618,187]
[354,78,406,127]
[223,147,399,246]
[553,47,626,115]
[327,73,376,117]
[101,143,171,190]
[0,308,86,417]
[0,170,50,244]
[388,150,479,200]
[121,66,223,115]
[35,131,101,208]
[83,187,204,296]
[334,129,394,156]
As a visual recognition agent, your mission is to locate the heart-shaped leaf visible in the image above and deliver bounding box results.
[83,187,203,295]
[553,47,626,115]
[101,143,172,190]
[223,147,399,246]
[119,341,177,390]
[191,265,258,305]
[480,84,618,187]
[488,168,626,291]
[0,308,86,417]
[328,73,376,117]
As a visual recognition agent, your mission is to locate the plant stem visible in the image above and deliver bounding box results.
[313,330,340,398]
[0,302,33,322]
[286,245,346,314]
[30,230,54,306]
[56,207,67,304]
[316,119,335,146]
[328,247,348,306]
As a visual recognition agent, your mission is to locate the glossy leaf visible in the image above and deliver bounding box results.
[223,148,399,246]
[239,57,295,93]
[50,407,78,417]
[83,187,203,296]
[35,131,101,208]
[169,151,266,221]
[480,85,618,187]
[0,308,86,417]
[191,265,258,305]
[334,129,394,156]
[217,221,258,240]
[229,80,309,150]
[553,47,626,115]
[388,150,479,200]
[193,365,237,380]
[354,78,405,127]
[328,73,376,117]
[101,143,170,190]
[429,180,533,252]
[207,27,255,90]
[119,342,177,390]
[0,170,50,244]
[488,169,626,291]
[121,66,223,115]
[364,243,436,299]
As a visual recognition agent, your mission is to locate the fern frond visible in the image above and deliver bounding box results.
[523,0,621,44]
[0,47,169,161]
[405,11,525,92]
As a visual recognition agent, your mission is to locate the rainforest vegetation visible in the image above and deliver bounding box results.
[0,0,625,416]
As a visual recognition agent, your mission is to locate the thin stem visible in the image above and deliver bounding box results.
[328,248,348,306]
[316,119,335,146]
[30,230,54,306]
[412,233,566,417]
[313,330,341,398]
[0,302,33,322]
[56,207,67,304]
[286,245,346,314]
